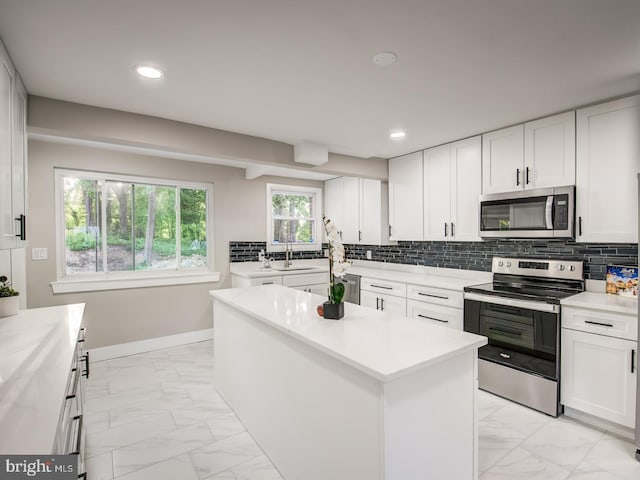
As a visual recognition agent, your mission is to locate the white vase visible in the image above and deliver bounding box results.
[0,296,19,317]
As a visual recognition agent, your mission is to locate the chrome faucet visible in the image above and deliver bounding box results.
[284,238,292,268]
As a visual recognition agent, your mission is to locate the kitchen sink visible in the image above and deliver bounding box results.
[269,266,320,271]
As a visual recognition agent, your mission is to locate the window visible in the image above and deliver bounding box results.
[266,184,322,252]
[55,169,215,288]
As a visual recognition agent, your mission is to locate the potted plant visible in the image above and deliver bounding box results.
[322,215,351,320]
[0,275,19,318]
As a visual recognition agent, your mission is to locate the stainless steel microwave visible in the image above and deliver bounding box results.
[479,186,575,239]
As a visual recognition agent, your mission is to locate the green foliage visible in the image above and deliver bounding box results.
[330,281,345,304]
[272,192,314,244]
[0,275,19,297]
[66,231,98,251]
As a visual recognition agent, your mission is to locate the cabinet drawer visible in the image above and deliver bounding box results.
[283,272,329,287]
[407,299,463,330]
[562,306,637,341]
[250,275,283,286]
[361,277,406,298]
[406,284,463,308]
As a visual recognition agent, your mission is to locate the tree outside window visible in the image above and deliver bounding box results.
[267,184,322,251]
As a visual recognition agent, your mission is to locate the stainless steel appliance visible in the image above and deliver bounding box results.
[636,173,639,461]
[479,185,575,239]
[464,257,584,416]
[337,273,360,305]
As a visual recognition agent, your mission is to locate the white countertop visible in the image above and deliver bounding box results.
[561,291,638,316]
[230,259,491,291]
[210,285,487,382]
[0,303,85,454]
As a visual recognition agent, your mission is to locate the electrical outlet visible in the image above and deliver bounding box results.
[323,249,329,257]
[32,248,48,260]
[366,250,372,260]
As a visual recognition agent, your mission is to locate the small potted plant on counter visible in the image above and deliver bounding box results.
[322,215,351,320]
[0,275,19,318]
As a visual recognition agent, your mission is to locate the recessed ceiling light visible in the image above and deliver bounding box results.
[135,65,164,79]
[372,52,397,67]
[390,131,406,139]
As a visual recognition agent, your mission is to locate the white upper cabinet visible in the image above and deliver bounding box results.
[576,95,640,243]
[324,176,390,245]
[388,151,424,241]
[482,125,524,194]
[13,74,27,247]
[423,144,451,241]
[450,136,482,242]
[524,111,575,189]
[482,112,576,194]
[424,136,481,242]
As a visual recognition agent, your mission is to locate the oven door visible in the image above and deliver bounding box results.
[464,292,560,381]
[479,186,574,239]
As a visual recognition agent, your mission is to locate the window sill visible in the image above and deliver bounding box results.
[50,271,221,294]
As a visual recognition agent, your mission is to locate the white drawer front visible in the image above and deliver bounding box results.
[562,306,638,341]
[361,277,406,298]
[407,299,463,330]
[250,276,283,286]
[406,284,463,308]
[283,272,329,287]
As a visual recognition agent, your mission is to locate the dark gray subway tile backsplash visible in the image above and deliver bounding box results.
[229,240,638,280]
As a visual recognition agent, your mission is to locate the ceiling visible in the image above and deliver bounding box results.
[0,0,639,160]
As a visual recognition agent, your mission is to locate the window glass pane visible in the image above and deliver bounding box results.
[180,188,208,269]
[272,219,315,244]
[272,193,313,218]
[63,177,101,273]
[106,182,133,271]
[134,185,177,270]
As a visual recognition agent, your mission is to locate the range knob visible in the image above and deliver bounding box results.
[506,261,512,267]
[557,264,566,271]
[568,265,576,272]
[498,261,504,267]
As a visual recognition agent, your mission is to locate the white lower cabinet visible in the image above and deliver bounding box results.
[561,306,637,428]
[407,299,462,330]
[360,290,406,315]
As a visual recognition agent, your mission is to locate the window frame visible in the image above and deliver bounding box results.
[266,183,323,253]
[53,168,218,291]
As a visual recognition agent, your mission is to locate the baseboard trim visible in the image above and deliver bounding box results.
[563,406,635,440]
[89,328,213,361]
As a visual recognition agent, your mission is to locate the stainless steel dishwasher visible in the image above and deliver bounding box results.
[336,274,360,304]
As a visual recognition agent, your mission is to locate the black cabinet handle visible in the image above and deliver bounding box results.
[418,292,449,300]
[516,168,520,186]
[578,216,583,236]
[82,352,90,379]
[451,222,455,237]
[525,167,530,185]
[632,349,636,374]
[358,230,362,241]
[14,214,26,241]
[371,284,393,290]
[380,297,384,311]
[389,225,392,237]
[444,222,448,238]
[418,314,448,323]
[69,414,83,455]
[585,320,613,328]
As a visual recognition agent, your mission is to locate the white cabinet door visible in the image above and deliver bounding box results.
[450,136,482,241]
[482,125,524,194]
[576,95,640,243]
[307,284,329,297]
[12,74,26,247]
[423,144,451,241]
[561,328,637,428]
[360,179,384,245]
[0,42,15,250]
[388,151,423,240]
[341,176,360,244]
[524,111,575,190]
[324,177,343,237]
[360,290,381,311]
[360,290,406,315]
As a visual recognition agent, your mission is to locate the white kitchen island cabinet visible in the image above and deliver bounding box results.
[211,285,487,480]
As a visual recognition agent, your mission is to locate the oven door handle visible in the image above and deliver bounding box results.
[464,291,560,314]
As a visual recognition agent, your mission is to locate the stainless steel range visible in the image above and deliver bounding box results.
[463,256,585,416]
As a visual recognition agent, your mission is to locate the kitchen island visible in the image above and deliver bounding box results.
[210,285,487,480]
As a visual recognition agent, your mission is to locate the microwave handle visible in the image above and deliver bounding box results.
[545,196,553,229]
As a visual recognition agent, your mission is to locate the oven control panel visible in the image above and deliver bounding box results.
[492,257,583,280]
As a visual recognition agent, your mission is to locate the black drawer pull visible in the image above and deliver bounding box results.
[418,292,448,300]
[418,314,448,323]
[632,349,636,374]
[69,414,83,455]
[584,320,614,328]
[82,352,90,379]
[370,284,393,290]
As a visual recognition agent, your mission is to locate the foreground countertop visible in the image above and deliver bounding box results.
[211,285,487,382]
[0,303,85,454]
[561,291,637,316]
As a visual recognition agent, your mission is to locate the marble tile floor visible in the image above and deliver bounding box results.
[84,341,640,480]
